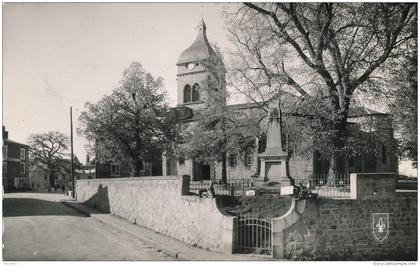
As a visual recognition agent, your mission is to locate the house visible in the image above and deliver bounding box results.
[28,166,50,191]
[162,20,398,182]
[28,154,82,191]
[75,156,96,180]
[96,160,154,178]
[3,126,29,192]
[95,160,132,178]
[75,166,96,180]
[29,164,71,191]
[84,154,154,179]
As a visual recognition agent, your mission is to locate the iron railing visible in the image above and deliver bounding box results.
[190,174,352,198]
[189,179,251,197]
[236,216,272,255]
[293,173,351,198]
[396,178,417,190]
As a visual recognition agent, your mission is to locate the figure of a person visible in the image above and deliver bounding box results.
[207,182,215,198]
[199,182,215,198]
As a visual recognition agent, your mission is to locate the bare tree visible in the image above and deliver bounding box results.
[226,3,416,176]
[28,131,70,187]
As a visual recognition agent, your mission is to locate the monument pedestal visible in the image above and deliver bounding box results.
[258,152,291,186]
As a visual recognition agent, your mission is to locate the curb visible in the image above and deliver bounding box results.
[62,200,188,260]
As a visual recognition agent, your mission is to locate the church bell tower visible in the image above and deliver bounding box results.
[176,19,223,111]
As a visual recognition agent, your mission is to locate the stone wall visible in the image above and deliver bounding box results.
[282,173,417,260]
[288,156,313,178]
[75,176,236,254]
[177,160,193,178]
[200,153,312,180]
[214,152,259,180]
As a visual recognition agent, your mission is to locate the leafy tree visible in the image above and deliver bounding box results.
[390,48,417,165]
[226,3,416,176]
[28,131,70,187]
[177,48,256,182]
[78,62,175,176]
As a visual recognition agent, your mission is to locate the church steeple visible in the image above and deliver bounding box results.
[197,16,206,31]
[176,19,214,65]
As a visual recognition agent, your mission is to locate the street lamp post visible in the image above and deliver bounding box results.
[70,106,75,198]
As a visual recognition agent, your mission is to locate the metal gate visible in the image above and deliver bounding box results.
[236,217,272,255]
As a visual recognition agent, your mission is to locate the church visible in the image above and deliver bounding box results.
[162,20,398,183]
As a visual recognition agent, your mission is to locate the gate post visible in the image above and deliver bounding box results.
[181,175,190,195]
[222,216,237,254]
[271,219,287,258]
[271,199,306,259]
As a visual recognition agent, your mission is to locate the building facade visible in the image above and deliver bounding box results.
[76,157,96,180]
[162,21,398,182]
[87,158,154,179]
[29,165,71,191]
[3,126,29,191]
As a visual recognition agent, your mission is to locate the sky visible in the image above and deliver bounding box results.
[3,3,237,164]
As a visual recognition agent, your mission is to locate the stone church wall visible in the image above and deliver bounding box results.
[288,155,313,178]
[212,153,313,180]
[214,152,259,180]
[177,160,193,178]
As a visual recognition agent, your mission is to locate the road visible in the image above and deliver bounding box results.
[3,192,171,261]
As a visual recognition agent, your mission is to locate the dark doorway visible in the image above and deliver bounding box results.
[193,161,210,181]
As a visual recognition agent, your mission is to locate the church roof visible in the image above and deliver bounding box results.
[176,20,215,65]
[228,90,388,117]
[228,90,301,111]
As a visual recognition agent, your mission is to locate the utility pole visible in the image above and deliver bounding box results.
[70,106,75,198]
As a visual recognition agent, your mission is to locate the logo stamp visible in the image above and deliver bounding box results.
[372,213,389,243]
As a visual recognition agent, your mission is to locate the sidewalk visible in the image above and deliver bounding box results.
[62,200,274,261]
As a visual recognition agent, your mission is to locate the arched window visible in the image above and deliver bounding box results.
[192,83,200,102]
[184,85,191,103]
[245,152,253,167]
[229,154,238,167]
